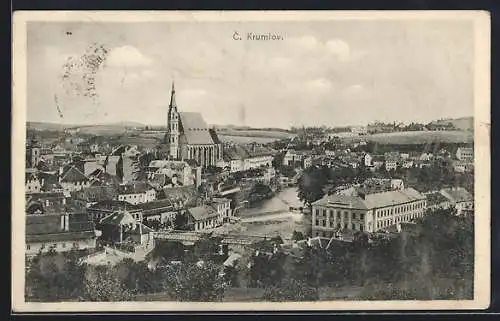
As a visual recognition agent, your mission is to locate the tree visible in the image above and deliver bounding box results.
[191,235,223,261]
[149,240,186,264]
[297,166,329,205]
[173,212,189,230]
[292,230,305,242]
[25,248,86,302]
[262,278,319,302]
[83,265,133,301]
[164,261,226,302]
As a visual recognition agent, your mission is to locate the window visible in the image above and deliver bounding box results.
[330,210,334,218]
[315,220,319,226]
[344,211,348,219]
[360,225,364,232]
[323,209,327,216]
[337,212,341,219]
[323,220,327,227]
[360,213,364,220]
[315,209,320,216]
[352,213,356,220]
[344,223,348,229]
[26,244,30,250]
[352,223,356,230]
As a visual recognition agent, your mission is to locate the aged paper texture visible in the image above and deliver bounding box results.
[12,11,490,312]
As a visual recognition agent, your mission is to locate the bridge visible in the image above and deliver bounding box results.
[152,230,290,246]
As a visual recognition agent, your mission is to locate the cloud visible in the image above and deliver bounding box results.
[346,84,363,94]
[105,45,153,68]
[306,78,332,92]
[325,39,351,62]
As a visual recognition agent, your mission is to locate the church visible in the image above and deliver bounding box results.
[162,81,223,168]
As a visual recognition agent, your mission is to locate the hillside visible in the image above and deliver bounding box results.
[343,130,473,145]
[429,117,474,131]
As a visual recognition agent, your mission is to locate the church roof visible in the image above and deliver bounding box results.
[179,112,215,145]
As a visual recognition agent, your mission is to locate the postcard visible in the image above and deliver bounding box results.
[12,10,490,312]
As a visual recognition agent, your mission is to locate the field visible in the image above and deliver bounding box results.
[216,129,294,139]
[344,130,474,145]
[218,135,283,144]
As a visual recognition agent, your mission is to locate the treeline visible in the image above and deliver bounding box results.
[25,236,228,302]
[241,208,474,301]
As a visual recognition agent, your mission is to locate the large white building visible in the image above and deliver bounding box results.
[117,182,157,205]
[311,187,427,237]
[456,147,474,162]
[221,144,274,173]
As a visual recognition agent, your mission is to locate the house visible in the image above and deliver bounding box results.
[419,153,433,162]
[456,147,474,162]
[137,198,178,224]
[146,160,199,188]
[439,187,474,215]
[425,192,451,211]
[72,185,119,208]
[282,149,312,169]
[108,145,141,184]
[59,165,90,192]
[83,156,107,176]
[25,213,97,257]
[401,160,414,169]
[223,144,274,173]
[311,187,427,237]
[117,182,156,205]
[385,158,398,171]
[187,205,220,231]
[87,200,143,222]
[210,197,233,223]
[26,192,71,214]
[98,210,154,247]
[364,153,373,167]
[453,161,474,173]
[325,150,336,157]
[26,169,42,194]
[87,168,121,187]
[303,156,313,169]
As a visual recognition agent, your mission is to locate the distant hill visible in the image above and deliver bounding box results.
[429,117,473,131]
[27,121,146,134]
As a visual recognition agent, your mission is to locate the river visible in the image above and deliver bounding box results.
[236,187,309,240]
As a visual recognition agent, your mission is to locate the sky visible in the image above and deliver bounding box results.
[26,19,474,129]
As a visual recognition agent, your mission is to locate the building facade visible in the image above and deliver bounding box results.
[311,188,427,237]
[26,213,97,257]
[456,147,474,162]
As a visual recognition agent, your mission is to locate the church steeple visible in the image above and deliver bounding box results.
[169,80,177,110]
[166,80,180,160]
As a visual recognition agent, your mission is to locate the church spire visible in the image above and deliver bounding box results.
[169,80,177,110]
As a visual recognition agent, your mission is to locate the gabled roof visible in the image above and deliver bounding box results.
[60,165,88,183]
[26,213,95,242]
[117,182,154,195]
[187,205,218,221]
[313,188,426,209]
[440,187,473,203]
[88,200,141,212]
[100,210,137,226]
[179,112,215,145]
[73,186,118,203]
[426,192,450,205]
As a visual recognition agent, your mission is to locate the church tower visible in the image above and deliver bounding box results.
[166,81,180,159]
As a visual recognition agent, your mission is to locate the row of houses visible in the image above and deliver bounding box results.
[217,143,275,173]
[311,184,473,239]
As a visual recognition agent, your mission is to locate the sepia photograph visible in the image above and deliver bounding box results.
[12,11,490,311]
